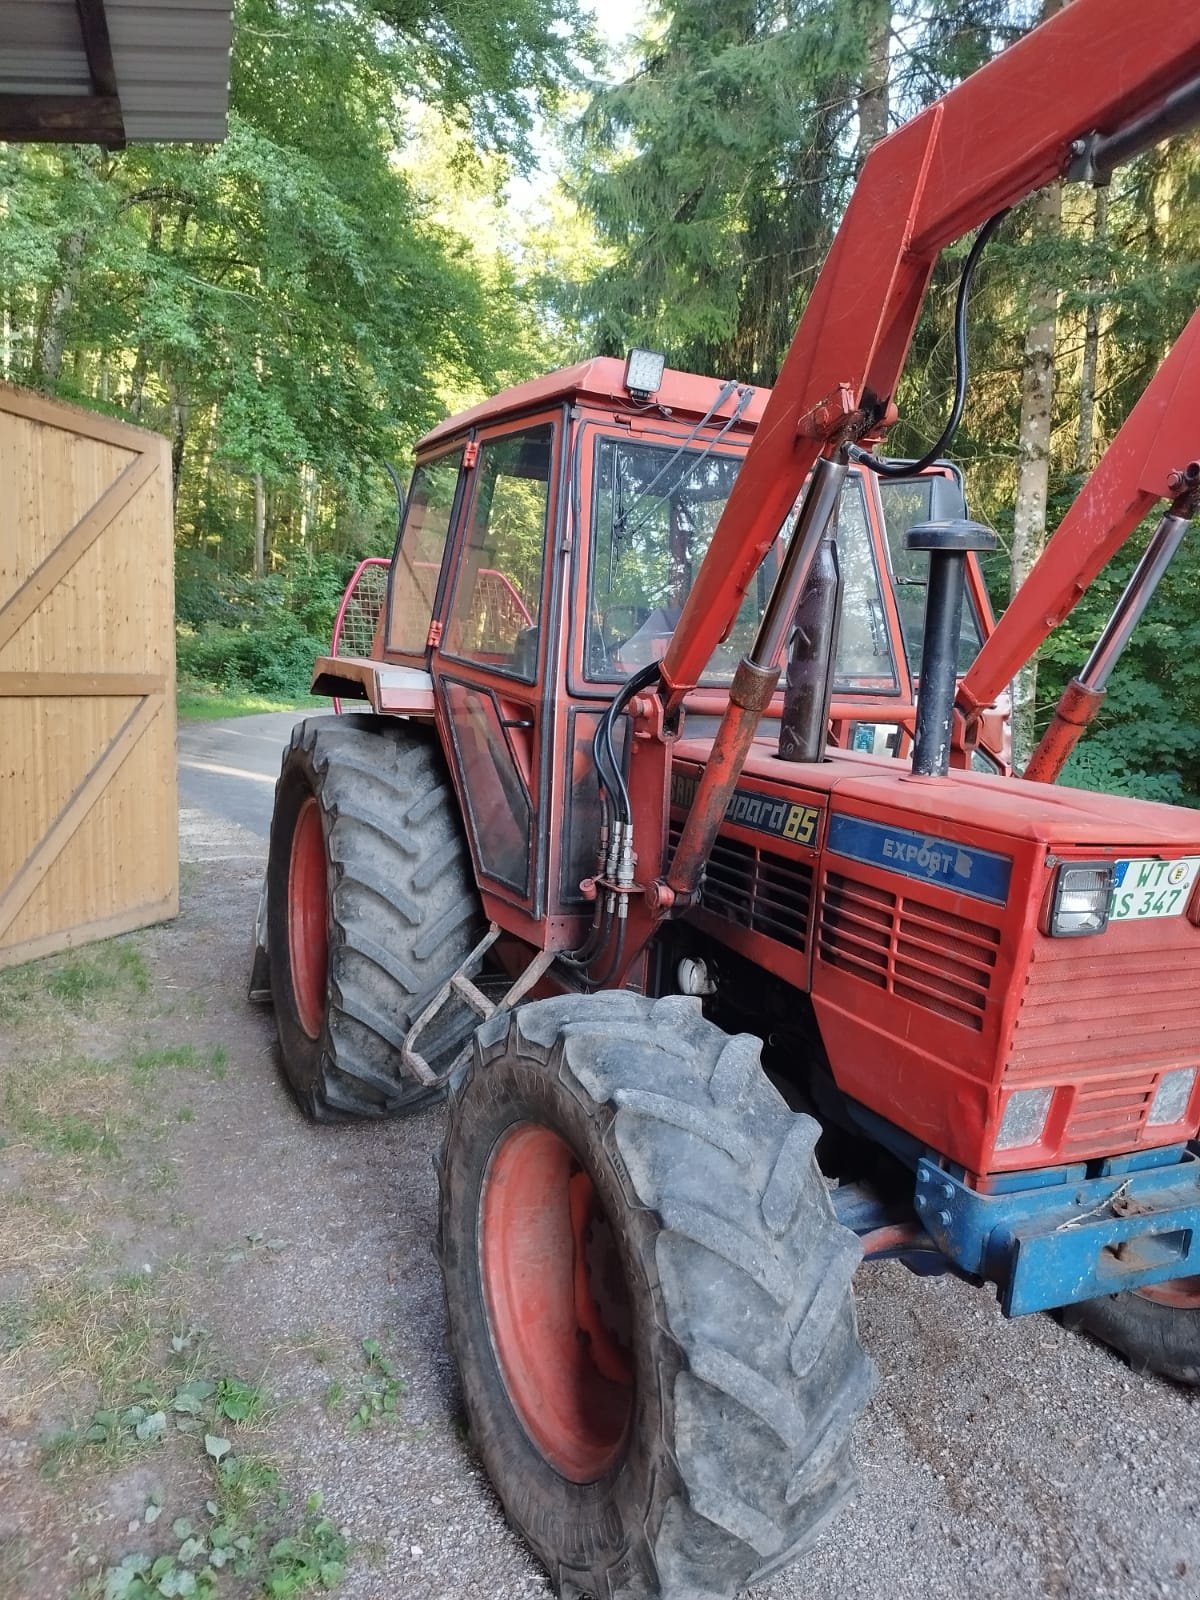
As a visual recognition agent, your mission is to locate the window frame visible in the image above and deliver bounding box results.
[438,415,560,686]
[830,472,903,698]
[579,427,753,689]
[383,440,468,660]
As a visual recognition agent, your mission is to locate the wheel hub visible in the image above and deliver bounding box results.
[287,795,329,1039]
[480,1123,635,1483]
[1135,1274,1200,1309]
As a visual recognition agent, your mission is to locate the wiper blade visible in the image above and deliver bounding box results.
[616,384,755,546]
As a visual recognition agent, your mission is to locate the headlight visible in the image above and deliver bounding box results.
[995,1086,1054,1150]
[1046,862,1114,937]
[1148,1067,1198,1126]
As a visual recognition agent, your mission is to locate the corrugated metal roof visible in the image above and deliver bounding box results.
[0,0,233,143]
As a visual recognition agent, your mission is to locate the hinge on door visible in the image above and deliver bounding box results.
[463,440,480,468]
[426,619,443,649]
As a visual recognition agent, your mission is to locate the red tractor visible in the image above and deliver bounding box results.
[254,5,1200,1595]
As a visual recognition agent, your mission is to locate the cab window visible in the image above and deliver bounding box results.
[387,448,462,654]
[443,424,553,681]
[586,435,897,690]
[832,477,898,692]
[587,437,763,682]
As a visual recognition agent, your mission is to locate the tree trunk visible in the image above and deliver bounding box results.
[857,1,890,168]
[1008,0,1066,771]
[1075,183,1108,475]
[169,382,190,516]
[1009,185,1062,771]
[34,229,87,388]
[254,473,267,578]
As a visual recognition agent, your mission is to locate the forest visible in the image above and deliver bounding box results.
[1,0,1197,797]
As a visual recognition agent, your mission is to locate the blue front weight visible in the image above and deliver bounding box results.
[914,1154,1200,1318]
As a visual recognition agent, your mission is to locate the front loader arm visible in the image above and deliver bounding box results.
[657,0,1200,711]
[957,310,1200,723]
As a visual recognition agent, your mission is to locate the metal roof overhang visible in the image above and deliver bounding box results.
[0,0,233,145]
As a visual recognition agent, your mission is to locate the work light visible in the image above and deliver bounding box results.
[1148,1067,1198,1126]
[995,1086,1054,1151]
[1046,861,1113,937]
[623,348,666,401]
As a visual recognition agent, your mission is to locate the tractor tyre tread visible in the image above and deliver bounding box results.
[439,991,877,1599]
[267,713,480,1120]
[1064,1289,1200,1386]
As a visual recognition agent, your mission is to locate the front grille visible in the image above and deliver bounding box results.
[818,870,999,1031]
[1059,1078,1158,1162]
[667,821,812,946]
[1008,937,1198,1079]
[1007,928,1200,1158]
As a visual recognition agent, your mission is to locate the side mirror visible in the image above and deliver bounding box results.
[928,471,968,524]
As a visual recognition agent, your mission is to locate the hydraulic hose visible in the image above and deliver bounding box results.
[849,207,1010,478]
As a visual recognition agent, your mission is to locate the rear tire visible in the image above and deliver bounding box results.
[266,714,481,1120]
[438,992,876,1599]
[1065,1282,1200,1386]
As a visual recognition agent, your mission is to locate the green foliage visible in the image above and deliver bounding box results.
[1035,504,1200,805]
[175,551,355,698]
[0,0,584,655]
[573,0,865,382]
[321,1337,406,1435]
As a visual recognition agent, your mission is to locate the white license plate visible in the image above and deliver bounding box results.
[1110,856,1200,921]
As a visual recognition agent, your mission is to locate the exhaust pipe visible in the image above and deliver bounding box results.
[906,519,997,776]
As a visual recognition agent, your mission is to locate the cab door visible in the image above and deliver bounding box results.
[429,414,563,928]
[382,443,466,661]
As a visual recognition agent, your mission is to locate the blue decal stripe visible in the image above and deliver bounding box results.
[827,814,1011,905]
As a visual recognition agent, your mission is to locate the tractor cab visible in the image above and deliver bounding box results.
[325,358,1001,938]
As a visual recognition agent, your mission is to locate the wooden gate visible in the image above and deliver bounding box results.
[0,385,177,970]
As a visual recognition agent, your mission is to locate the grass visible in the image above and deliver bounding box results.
[0,924,353,1598]
[177,682,312,723]
[0,1055,127,1161]
[0,940,148,1023]
[6,1269,187,1439]
[133,1045,228,1082]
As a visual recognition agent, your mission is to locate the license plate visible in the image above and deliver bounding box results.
[1110,857,1200,921]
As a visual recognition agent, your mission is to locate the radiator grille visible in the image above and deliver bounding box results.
[667,822,812,946]
[1007,931,1200,1157]
[818,870,999,1030]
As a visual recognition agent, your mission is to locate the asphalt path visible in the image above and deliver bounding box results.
[177,709,309,837]
[175,709,1200,1600]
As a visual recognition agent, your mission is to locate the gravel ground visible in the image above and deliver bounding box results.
[182,774,1200,1600]
[2,717,1197,1600]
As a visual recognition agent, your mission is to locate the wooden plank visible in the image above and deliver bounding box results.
[0,384,157,453]
[0,93,125,144]
[0,692,162,943]
[0,895,178,972]
[0,672,164,697]
[0,449,158,653]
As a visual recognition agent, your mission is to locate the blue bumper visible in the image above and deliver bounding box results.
[915,1154,1200,1317]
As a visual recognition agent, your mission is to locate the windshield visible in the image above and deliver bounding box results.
[586,435,897,690]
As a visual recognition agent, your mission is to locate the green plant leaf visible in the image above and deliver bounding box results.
[204,1435,230,1463]
[136,1411,168,1443]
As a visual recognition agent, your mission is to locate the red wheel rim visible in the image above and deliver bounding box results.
[1136,1276,1200,1309]
[480,1123,635,1483]
[288,795,328,1039]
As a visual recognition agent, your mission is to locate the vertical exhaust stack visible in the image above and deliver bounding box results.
[906,519,997,776]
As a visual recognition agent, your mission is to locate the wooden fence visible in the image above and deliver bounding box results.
[0,385,177,970]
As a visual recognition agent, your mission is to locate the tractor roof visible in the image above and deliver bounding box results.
[417,358,772,453]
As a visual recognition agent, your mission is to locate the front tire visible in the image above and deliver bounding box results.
[266,714,481,1119]
[438,992,876,1599]
[1066,1278,1200,1386]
